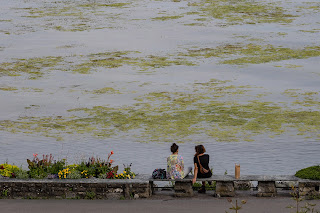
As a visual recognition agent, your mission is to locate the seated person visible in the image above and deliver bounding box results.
[192,144,212,193]
[167,143,191,179]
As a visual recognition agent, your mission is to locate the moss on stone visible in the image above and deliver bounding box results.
[295,165,320,180]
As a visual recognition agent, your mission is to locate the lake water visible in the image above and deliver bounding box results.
[0,0,319,175]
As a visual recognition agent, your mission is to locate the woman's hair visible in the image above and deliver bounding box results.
[195,145,206,156]
[171,143,179,153]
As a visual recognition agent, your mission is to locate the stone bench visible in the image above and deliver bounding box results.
[148,175,302,197]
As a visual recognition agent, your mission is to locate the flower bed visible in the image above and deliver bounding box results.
[0,151,136,180]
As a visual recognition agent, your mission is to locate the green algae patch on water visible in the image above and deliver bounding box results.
[1,79,320,143]
[72,51,195,74]
[0,57,63,79]
[0,87,18,91]
[181,44,320,66]
[90,87,121,95]
[79,3,130,8]
[15,1,132,32]
[188,0,296,26]
[0,51,195,79]
[152,15,184,21]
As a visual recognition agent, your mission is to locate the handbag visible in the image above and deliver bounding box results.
[197,155,209,174]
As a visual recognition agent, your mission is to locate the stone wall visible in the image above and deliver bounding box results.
[0,179,151,199]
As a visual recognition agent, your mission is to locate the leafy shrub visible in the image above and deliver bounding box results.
[47,159,65,175]
[27,154,66,178]
[28,167,47,179]
[295,165,320,180]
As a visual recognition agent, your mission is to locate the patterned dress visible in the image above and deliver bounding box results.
[167,154,184,179]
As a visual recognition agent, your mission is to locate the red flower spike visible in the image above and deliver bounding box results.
[110,151,114,155]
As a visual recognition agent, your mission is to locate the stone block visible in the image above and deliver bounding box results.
[174,181,193,197]
[215,181,235,197]
[257,181,277,197]
[299,182,320,198]
[234,181,252,190]
[130,183,151,198]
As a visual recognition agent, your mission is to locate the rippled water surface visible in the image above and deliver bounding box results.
[0,0,319,175]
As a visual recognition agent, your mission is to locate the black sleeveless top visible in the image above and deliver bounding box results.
[194,154,212,178]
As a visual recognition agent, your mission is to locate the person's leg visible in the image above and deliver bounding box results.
[198,181,206,193]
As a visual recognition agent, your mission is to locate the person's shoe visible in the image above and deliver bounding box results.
[198,187,206,194]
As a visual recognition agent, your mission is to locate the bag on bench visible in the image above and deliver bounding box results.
[197,155,209,174]
[152,168,167,179]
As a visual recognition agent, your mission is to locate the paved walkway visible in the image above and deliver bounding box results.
[1,196,320,213]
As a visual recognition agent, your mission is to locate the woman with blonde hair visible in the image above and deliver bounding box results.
[192,144,212,193]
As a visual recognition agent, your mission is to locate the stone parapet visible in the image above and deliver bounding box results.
[0,178,151,199]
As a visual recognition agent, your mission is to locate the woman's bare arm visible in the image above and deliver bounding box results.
[192,163,198,184]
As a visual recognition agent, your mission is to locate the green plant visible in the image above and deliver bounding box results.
[226,198,247,213]
[2,189,9,197]
[27,154,66,178]
[67,170,81,179]
[58,168,70,179]
[287,185,320,213]
[0,163,20,178]
[47,159,65,175]
[98,173,107,179]
[85,191,96,199]
[193,182,216,190]
[28,167,47,179]
[115,163,135,179]
[74,151,117,178]
[295,166,320,180]
[15,167,29,179]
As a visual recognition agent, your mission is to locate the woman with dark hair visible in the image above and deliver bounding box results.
[167,143,185,179]
[192,144,212,193]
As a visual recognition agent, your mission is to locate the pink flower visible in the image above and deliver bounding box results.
[33,153,38,158]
